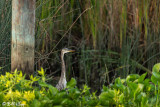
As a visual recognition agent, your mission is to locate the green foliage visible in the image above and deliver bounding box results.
[1,64,160,106]
[151,63,160,85]
[0,68,98,107]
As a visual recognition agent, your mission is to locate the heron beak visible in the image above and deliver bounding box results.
[68,50,75,52]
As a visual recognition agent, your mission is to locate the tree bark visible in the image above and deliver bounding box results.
[12,0,35,77]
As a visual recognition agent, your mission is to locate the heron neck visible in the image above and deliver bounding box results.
[61,53,66,79]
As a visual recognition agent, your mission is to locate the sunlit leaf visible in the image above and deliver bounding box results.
[152,63,160,72]
[138,72,147,83]
[126,74,140,83]
[152,71,160,81]
[67,78,77,88]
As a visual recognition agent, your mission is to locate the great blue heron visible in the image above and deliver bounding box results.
[56,48,75,90]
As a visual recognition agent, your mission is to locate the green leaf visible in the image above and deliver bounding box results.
[67,78,77,88]
[151,71,160,85]
[99,99,109,106]
[82,84,90,95]
[0,93,4,104]
[68,88,80,99]
[48,85,58,95]
[115,83,125,91]
[99,90,115,101]
[38,80,48,87]
[41,96,53,104]
[31,99,41,107]
[126,74,140,83]
[118,93,124,103]
[61,99,75,106]
[135,83,144,93]
[99,92,111,106]
[102,85,108,92]
[88,99,99,106]
[38,68,45,76]
[127,82,138,93]
[152,71,160,81]
[115,77,122,84]
[151,74,158,85]
[152,63,160,72]
[114,77,125,91]
[30,75,39,82]
[35,91,42,99]
[138,72,147,83]
[38,80,58,94]
[56,91,67,99]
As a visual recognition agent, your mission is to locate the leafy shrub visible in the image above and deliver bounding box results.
[0,64,160,107]
[99,63,160,107]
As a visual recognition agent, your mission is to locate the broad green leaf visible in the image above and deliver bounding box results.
[135,83,144,93]
[68,88,80,99]
[48,85,58,95]
[127,82,138,94]
[144,78,150,85]
[34,91,42,99]
[99,99,109,106]
[38,80,58,94]
[152,71,160,80]
[151,75,158,85]
[121,79,126,84]
[138,72,147,83]
[0,93,4,104]
[31,99,41,107]
[102,85,108,92]
[115,83,125,91]
[115,77,121,84]
[38,80,48,87]
[114,77,125,91]
[152,63,160,72]
[118,93,124,103]
[99,92,111,106]
[61,99,75,106]
[126,74,140,83]
[88,99,99,106]
[41,96,53,104]
[56,91,67,98]
[67,78,77,88]
[99,90,115,101]
[151,71,160,85]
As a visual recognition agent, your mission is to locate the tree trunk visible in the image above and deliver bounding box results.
[11,0,35,77]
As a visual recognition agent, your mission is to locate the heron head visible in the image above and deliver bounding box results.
[61,48,75,54]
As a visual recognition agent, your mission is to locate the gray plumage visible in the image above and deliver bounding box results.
[56,48,74,90]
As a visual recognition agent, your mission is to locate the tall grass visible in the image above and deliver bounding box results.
[0,0,11,72]
[0,0,160,91]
